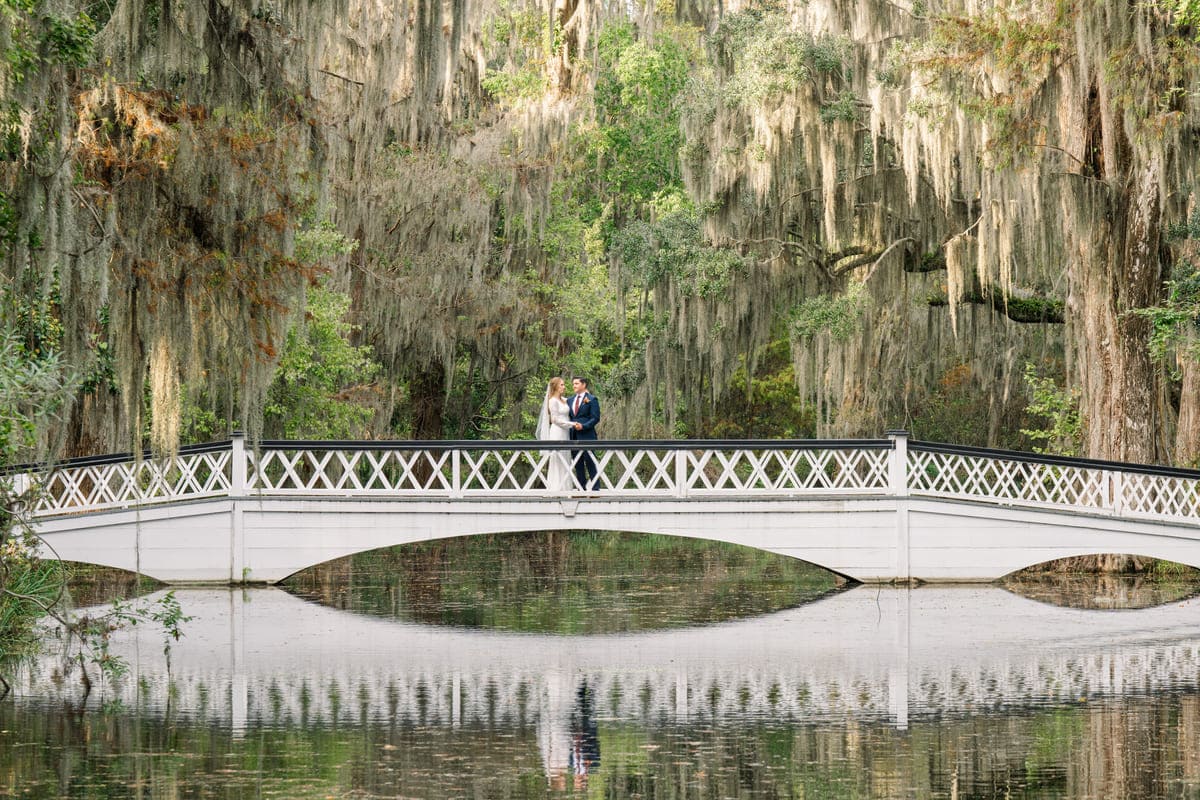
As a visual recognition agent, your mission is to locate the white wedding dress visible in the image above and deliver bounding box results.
[539,396,573,491]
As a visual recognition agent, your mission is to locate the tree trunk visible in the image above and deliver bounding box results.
[1074,161,1164,465]
[1175,358,1200,465]
[410,367,447,440]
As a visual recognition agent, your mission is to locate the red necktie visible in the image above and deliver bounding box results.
[573,395,581,414]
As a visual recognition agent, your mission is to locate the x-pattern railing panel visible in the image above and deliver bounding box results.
[249,448,453,493]
[685,448,890,493]
[30,450,232,515]
[1121,473,1200,520]
[909,451,1107,511]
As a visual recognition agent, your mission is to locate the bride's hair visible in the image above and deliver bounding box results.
[537,377,565,439]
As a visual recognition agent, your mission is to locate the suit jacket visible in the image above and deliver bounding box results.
[567,392,600,441]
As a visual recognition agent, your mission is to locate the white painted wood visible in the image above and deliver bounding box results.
[26,440,1200,583]
[30,494,1200,584]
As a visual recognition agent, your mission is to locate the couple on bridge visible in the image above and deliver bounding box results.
[536,377,600,491]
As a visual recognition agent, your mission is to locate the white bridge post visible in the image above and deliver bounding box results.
[887,430,910,583]
[230,432,247,583]
[675,450,688,498]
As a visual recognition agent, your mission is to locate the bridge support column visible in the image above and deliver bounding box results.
[888,430,911,583]
[230,433,247,584]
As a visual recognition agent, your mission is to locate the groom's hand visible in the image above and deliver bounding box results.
[574,423,582,430]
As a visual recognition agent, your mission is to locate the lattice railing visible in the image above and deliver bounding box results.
[18,435,1200,525]
[27,446,232,517]
[907,449,1108,510]
[244,442,893,497]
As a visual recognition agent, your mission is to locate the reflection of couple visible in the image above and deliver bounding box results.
[538,674,600,791]
[536,376,600,491]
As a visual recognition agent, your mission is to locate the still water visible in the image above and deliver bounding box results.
[4,533,1200,799]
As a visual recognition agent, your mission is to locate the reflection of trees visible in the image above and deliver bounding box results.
[1003,574,1200,610]
[4,695,1199,798]
[281,532,839,633]
[59,563,158,607]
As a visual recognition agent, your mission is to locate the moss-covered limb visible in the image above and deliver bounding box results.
[926,287,1066,324]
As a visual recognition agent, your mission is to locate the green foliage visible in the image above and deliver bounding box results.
[0,326,74,460]
[587,22,689,215]
[294,215,358,266]
[789,283,866,341]
[0,325,77,681]
[1167,206,1200,240]
[1135,265,1200,372]
[897,3,1072,161]
[0,533,59,662]
[713,9,848,106]
[819,89,861,123]
[0,191,17,255]
[2,3,95,86]
[43,11,96,68]
[3,20,38,85]
[81,306,115,395]
[907,363,1032,449]
[481,67,547,104]
[263,285,381,439]
[1136,204,1200,373]
[480,0,552,105]
[1166,0,1200,32]
[1020,363,1083,456]
[701,338,814,438]
[611,192,748,299]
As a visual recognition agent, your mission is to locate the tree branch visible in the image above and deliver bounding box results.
[319,69,365,87]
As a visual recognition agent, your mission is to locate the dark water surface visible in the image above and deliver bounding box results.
[4,533,1200,799]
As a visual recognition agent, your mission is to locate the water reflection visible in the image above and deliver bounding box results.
[282,531,842,633]
[1004,573,1200,609]
[7,583,1200,798]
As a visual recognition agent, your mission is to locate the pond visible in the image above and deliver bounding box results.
[3,532,1200,798]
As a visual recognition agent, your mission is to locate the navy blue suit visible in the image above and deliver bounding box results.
[568,392,600,489]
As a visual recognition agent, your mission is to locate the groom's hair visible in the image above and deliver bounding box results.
[573,376,589,388]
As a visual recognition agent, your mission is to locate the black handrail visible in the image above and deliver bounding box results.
[909,440,1200,481]
[6,439,232,473]
[253,438,896,452]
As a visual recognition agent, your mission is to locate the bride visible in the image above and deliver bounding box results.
[537,377,574,491]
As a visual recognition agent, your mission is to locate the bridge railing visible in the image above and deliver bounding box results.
[17,434,1200,524]
[245,439,894,497]
[907,441,1200,521]
[23,442,233,517]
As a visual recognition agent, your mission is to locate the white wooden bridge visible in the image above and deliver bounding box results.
[23,432,1200,583]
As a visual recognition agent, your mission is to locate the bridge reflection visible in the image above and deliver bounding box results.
[16,585,1200,751]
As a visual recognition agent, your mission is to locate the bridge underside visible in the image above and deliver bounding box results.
[33,496,1200,584]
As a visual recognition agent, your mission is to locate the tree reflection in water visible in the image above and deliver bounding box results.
[8,537,1200,799]
[283,531,843,633]
[3,695,1199,798]
[1004,572,1200,609]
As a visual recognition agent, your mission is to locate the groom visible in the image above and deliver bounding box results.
[568,376,600,491]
